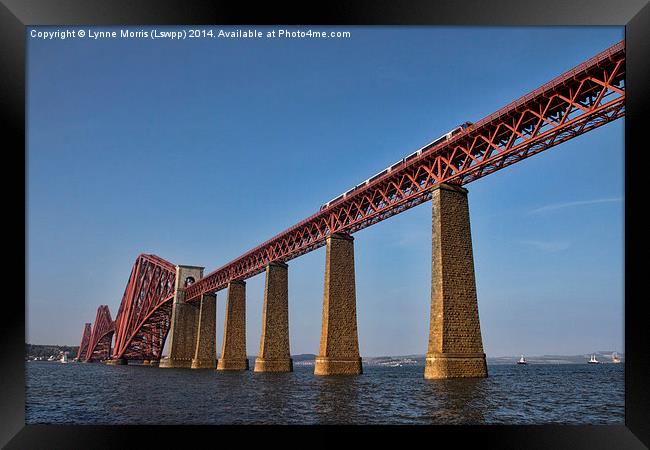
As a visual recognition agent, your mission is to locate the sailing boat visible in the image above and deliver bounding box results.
[517,355,527,365]
[588,354,600,364]
[612,352,621,364]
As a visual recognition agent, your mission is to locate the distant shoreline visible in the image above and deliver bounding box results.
[26,344,623,365]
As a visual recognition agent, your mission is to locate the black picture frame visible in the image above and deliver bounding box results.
[3,0,648,448]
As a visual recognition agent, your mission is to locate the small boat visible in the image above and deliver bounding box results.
[588,354,600,364]
[517,355,527,365]
[612,352,621,364]
[47,355,55,361]
[60,353,69,364]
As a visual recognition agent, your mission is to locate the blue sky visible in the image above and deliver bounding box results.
[27,26,624,357]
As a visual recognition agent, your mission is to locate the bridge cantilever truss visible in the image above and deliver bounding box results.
[76,323,91,360]
[84,305,114,362]
[183,40,625,302]
[78,41,626,359]
[111,254,177,361]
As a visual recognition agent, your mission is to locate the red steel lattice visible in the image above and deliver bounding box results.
[111,254,176,361]
[84,305,114,362]
[184,40,625,302]
[75,322,92,360]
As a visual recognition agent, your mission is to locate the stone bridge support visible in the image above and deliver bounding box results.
[254,262,293,373]
[217,280,249,370]
[191,293,217,369]
[314,233,363,376]
[425,184,487,379]
[160,265,204,369]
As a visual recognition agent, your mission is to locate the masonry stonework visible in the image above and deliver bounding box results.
[254,262,293,373]
[160,265,204,369]
[425,184,487,379]
[105,358,127,365]
[314,233,363,376]
[217,280,249,371]
[191,293,217,369]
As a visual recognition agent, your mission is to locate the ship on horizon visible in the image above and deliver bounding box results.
[588,354,600,364]
[517,355,527,365]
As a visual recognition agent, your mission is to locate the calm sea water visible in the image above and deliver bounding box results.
[26,361,624,425]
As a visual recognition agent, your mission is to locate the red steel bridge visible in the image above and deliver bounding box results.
[77,41,625,363]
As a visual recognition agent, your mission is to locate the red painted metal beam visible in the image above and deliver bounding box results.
[184,40,625,302]
[111,254,176,361]
[84,305,114,362]
[75,323,91,360]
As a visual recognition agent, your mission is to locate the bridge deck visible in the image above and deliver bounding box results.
[182,40,625,302]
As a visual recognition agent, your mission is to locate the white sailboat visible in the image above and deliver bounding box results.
[588,354,599,364]
[517,355,527,365]
[612,352,621,363]
[60,352,69,364]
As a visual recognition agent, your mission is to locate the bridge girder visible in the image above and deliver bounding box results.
[183,41,625,302]
[111,254,176,361]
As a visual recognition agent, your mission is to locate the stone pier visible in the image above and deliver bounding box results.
[314,233,363,376]
[191,293,218,369]
[159,265,204,369]
[254,262,293,373]
[105,358,127,365]
[217,280,249,371]
[424,184,487,379]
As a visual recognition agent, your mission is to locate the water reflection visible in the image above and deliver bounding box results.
[25,362,624,425]
[252,371,293,424]
[314,372,362,424]
[422,377,490,424]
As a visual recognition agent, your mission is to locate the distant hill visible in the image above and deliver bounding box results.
[28,345,623,365]
[488,351,624,365]
[26,343,79,359]
[320,352,624,366]
[290,354,316,365]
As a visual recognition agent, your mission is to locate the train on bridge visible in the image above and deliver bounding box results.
[320,122,474,211]
[74,41,625,379]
